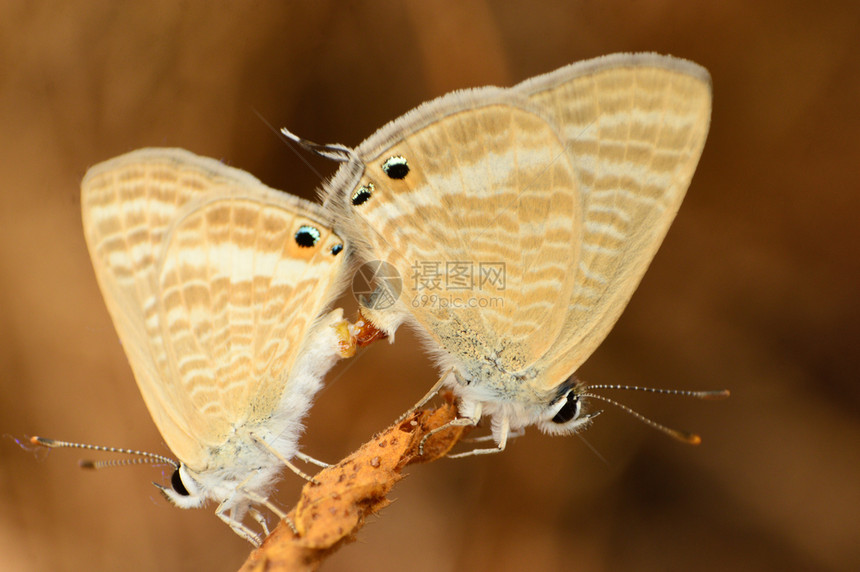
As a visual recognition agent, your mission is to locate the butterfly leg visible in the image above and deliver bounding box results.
[294,450,330,468]
[462,426,524,444]
[395,368,456,424]
[447,417,511,458]
[218,474,282,544]
[418,415,480,456]
[417,400,482,456]
[250,433,319,484]
[215,503,263,546]
[249,507,270,537]
[242,488,299,536]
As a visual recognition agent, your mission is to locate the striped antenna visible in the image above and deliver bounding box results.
[29,436,179,469]
[581,385,730,445]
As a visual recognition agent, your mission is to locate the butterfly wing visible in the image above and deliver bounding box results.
[82,149,347,468]
[325,53,710,389]
[156,190,347,464]
[516,53,712,389]
[325,90,582,377]
[83,149,237,465]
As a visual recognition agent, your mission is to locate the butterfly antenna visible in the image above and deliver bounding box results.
[585,385,730,400]
[280,127,355,163]
[578,385,728,445]
[250,108,355,180]
[78,457,169,470]
[29,436,179,470]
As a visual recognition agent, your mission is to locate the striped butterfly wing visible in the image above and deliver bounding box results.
[83,149,238,465]
[327,53,710,387]
[516,54,712,390]
[83,149,346,468]
[326,90,582,376]
[157,191,346,464]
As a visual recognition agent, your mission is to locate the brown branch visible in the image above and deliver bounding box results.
[239,396,467,572]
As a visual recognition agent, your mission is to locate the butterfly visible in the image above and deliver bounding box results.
[300,52,713,453]
[68,148,354,542]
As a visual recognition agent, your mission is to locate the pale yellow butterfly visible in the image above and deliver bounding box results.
[294,52,714,453]
[38,148,353,543]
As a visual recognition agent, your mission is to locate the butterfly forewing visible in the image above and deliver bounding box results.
[517,54,712,387]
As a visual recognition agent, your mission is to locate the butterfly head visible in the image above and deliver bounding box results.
[450,371,595,441]
[153,464,208,509]
[535,380,595,437]
[151,446,288,513]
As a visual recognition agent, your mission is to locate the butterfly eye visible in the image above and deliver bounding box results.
[551,392,581,424]
[330,243,344,255]
[294,225,321,247]
[171,468,190,496]
[352,183,374,206]
[381,155,409,179]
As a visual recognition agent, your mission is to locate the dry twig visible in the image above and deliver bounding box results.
[239,398,466,571]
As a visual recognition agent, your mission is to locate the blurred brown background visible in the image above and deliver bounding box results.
[2,2,858,571]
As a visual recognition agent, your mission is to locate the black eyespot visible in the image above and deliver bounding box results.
[351,183,374,206]
[551,394,580,424]
[294,225,321,247]
[171,469,190,496]
[381,155,409,179]
[330,243,344,255]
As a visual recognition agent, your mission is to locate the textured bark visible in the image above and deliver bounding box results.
[239,399,466,571]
